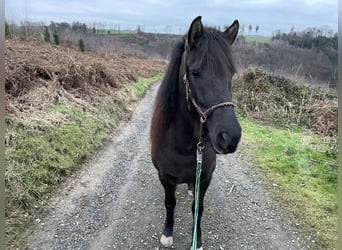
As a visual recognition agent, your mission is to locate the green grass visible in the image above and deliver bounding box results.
[131,73,163,98]
[5,73,163,248]
[239,118,337,249]
[5,106,112,246]
[6,107,110,201]
[243,35,271,43]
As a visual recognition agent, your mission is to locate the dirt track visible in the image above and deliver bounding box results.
[25,82,307,250]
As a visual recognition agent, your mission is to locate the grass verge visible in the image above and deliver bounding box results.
[131,74,163,99]
[5,73,163,249]
[239,118,337,249]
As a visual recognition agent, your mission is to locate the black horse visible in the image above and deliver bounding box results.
[150,16,242,249]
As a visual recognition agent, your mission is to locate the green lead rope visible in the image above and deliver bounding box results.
[191,146,203,250]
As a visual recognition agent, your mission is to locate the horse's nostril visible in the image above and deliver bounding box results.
[221,132,229,141]
[216,131,241,154]
[217,132,231,149]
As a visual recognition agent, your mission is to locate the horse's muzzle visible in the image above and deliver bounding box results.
[215,130,241,154]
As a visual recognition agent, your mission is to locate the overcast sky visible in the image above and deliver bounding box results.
[5,0,338,36]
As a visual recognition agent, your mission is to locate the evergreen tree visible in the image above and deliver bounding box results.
[44,26,50,42]
[79,39,85,52]
[5,21,10,38]
[20,24,27,40]
[53,31,59,45]
[137,25,142,34]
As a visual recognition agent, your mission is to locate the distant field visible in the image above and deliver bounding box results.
[243,35,271,43]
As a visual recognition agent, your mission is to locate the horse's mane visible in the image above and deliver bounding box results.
[150,38,185,154]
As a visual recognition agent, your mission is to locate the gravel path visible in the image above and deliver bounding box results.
[26,82,306,250]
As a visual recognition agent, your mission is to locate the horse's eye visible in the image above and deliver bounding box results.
[190,70,200,78]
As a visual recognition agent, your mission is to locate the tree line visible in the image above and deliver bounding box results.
[5,20,108,52]
[270,27,338,86]
[272,27,337,54]
[272,27,337,49]
[234,25,338,88]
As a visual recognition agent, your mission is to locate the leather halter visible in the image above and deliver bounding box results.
[183,73,235,148]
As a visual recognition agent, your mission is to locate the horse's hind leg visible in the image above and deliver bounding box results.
[160,178,176,247]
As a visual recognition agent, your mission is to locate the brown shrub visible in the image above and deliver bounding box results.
[233,68,337,137]
[5,39,166,116]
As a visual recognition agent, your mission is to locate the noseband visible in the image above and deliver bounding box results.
[183,73,235,147]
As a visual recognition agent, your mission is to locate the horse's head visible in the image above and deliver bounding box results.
[182,16,242,154]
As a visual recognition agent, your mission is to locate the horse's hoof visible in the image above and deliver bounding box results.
[187,189,194,196]
[160,234,173,247]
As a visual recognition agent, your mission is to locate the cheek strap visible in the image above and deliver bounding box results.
[183,73,235,144]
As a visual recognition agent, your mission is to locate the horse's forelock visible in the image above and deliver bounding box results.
[189,28,236,75]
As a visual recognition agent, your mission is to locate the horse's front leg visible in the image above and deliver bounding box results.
[160,178,176,247]
[191,178,210,250]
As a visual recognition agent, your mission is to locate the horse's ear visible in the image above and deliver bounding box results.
[224,20,239,45]
[187,16,203,49]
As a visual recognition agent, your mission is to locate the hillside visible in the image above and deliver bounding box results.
[84,32,182,59]
[7,21,337,87]
[86,33,337,87]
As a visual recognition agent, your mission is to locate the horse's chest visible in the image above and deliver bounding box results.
[155,146,216,184]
